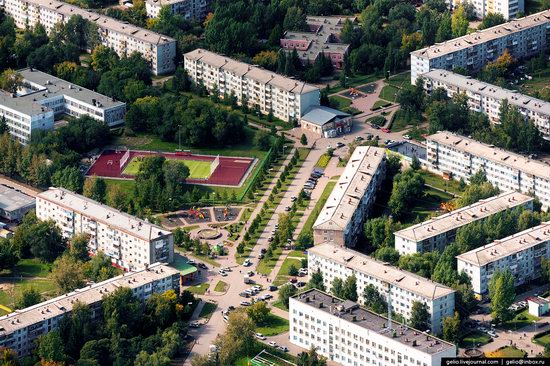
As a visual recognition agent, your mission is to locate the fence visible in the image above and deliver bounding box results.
[238,147,273,201]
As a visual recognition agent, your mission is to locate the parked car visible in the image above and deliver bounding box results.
[261,248,267,254]
[189,321,200,328]
[285,206,291,211]
[255,333,267,340]
[336,142,345,148]
[239,292,250,298]
[243,259,252,267]
[198,263,208,269]
[277,346,289,352]
[258,254,264,259]
[487,331,497,338]
[240,301,252,306]
[262,294,273,300]
[355,136,364,141]
[269,285,278,291]
[269,341,277,347]
[290,196,297,202]
[218,270,227,277]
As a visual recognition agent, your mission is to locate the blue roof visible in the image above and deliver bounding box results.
[301,106,350,126]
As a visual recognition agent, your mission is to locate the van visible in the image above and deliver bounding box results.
[244,275,253,284]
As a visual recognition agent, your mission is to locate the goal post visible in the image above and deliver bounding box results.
[210,154,220,175]
[119,148,131,170]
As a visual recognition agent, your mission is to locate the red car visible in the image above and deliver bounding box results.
[381,128,390,133]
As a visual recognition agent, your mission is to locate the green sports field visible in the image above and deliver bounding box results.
[123,157,213,179]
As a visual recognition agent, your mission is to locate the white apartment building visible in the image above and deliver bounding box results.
[308,243,456,334]
[395,191,534,255]
[36,187,174,271]
[457,222,550,296]
[0,263,180,357]
[1,0,176,75]
[423,69,550,140]
[0,68,126,144]
[410,10,550,84]
[183,49,321,122]
[289,289,457,366]
[452,0,524,20]
[426,131,550,209]
[313,146,386,248]
[145,0,210,19]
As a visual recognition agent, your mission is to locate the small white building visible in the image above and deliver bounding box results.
[528,297,550,317]
[300,106,352,138]
[289,289,457,366]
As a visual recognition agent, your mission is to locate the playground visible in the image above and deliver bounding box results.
[86,149,256,186]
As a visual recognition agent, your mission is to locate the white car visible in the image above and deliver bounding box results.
[243,260,252,267]
[221,267,232,272]
[269,341,277,347]
[240,301,252,306]
[262,294,273,300]
[252,285,262,291]
[255,333,267,340]
[218,270,227,277]
[277,346,289,352]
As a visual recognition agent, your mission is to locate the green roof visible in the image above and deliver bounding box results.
[170,254,198,276]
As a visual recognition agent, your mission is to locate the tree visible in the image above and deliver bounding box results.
[15,287,43,309]
[246,301,270,324]
[288,264,299,276]
[51,166,84,193]
[542,258,550,283]
[297,347,327,366]
[50,254,86,293]
[409,301,430,331]
[451,5,469,37]
[102,287,141,338]
[308,269,326,291]
[69,233,90,262]
[331,277,344,298]
[363,285,387,314]
[254,130,272,151]
[91,45,118,74]
[106,184,128,210]
[84,251,119,282]
[0,69,23,94]
[37,330,66,363]
[216,310,255,365]
[300,133,308,146]
[0,116,8,135]
[342,275,358,301]
[479,13,506,30]
[488,269,515,323]
[28,220,66,263]
[163,160,189,197]
[0,239,18,271]
[436,12,452,42]
[442,312,461,344]
[388,169,425,218]
[374,247,400,265]
[411,155,420,170]
[83,175,107,203]
[278,283,298,308]
[283,6,308,31]
[252,51,278,71]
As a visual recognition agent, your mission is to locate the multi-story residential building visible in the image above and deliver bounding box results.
[426,131,550,209]
[36,187,174,271]
[457,222,550,296]
[280,16,355,70]
[289,289,457,366]
[308,243,456,334]
[451,0,524,20]
[313,146,386,248]
[0,68,126,144]
[0,263,180,357]
[410,10,550,84]
[183,49,320,122]
[395,191,534,255]
[0,184,35,221]
[1,0,176,75]
[423,69,550,140]
[144,0,210,19]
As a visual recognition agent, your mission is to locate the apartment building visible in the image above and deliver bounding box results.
[0,263,180,357]
[36,187,174,271]
[280,16,355,69]
[410,10,550,84]
[423,69,550,140]
[457,222,550,296]
[183,49,320,122]
[144,0,210,19]
[426,131,550,209]
[2,0,176,75]
[290,291,455,366]
[312,146,386,248]
[395,191,534,255]
[308,243,456,334]
[451,0,524,20]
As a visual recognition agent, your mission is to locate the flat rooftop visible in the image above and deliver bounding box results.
[424,70,550,117]
[0,184,35,213]
[395,191,533,242]
[292,289,456,355]
[456,222,550,266]
[313,146,385,231]
[428,131,550,180]
[184,49,319,94]
[38,187,171,242]
[309,243,455,300]
[0,263,178,335]
[411,10,550,59]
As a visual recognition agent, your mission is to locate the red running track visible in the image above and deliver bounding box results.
[86,150,254,186]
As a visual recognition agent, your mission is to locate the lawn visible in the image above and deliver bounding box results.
[315,154,331,169]
[389,109,422,132]
[520,65,550,98]
[387,71,412,90]
[418,170,464,196]
[486,346,527,358]
[257,248,283,275]
[256,313,289,336]
[187,283,210,295]
[500,309,540,331]
[329,95,352,109]
[366,115,386,126]
[459,331,492,348]
[199,301,218,319]
[273,257,302,286]
[302,181,336,235]
[403,187,454,224]
[533,330,550,348]
[0,278,58,311]
[272,300,288,312]
[0,258,52,278]
[371,100,392,110]
[379,85,400,102]
[214,280,228,292]
[330,71,384,93]
[123,156,212,179]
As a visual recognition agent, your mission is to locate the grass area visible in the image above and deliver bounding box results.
[331,71,384,93]
[486,346,527,358]
[500,309,540,331]
[379,85,400,102]
[0,258,52,278]
[302,181,337,235]
[533,330,550,348]
[287,250,306,258]
[0,279,58,311]
[403,187,454,224]
[235,340,297,366]
[199,301,218,319]
[214,280,228,292]
[273,257,302,286]
[256,313,289,336]
[386,71,412,90]
[315,154,331,169]
[389,109,421,132]
[525,0,542,13]
[272,300,288,312]
[329,95,352,109]
[187,283,210,295]
[459,331,492,348]
[520,65,550,98]
[371,100,392,110]
[366,115,386,126]
[123,156,212,179]
[257,248,283,275]
[418,170,464,196]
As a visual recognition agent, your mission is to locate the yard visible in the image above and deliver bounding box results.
[329,95,352,109]
[389,109,422,132]
[459,331,492,348]
[379,85,400,102]
[187,283,210,295]
[520,65,550,99]
[199,301,218,320]
[402,187,454,224]
[500,309,540,331]
[371,100,392,110]
[386,71,412,90]
[486,346,527,358]
[214,280,228,292]
[273,257,303,286]
[255,313,289,336]
[533,330,550,348]
[418,170,464,196]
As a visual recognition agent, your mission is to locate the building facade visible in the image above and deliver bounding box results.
[395,191,534,255]
[451,0,524,20]
[183,49,320,122]
[313,146,386,248]
[289,289,457,366]
[457,222,550,296]
[426,131,550,210]
[36,187,174,271]
[0,263,180,357]
[0,185,35,221]
[144,0,210,19]
[410,10,550,84]
[299,106,352,138]
[308,243,456,334]
[1,0,176,75]
[280,16,355,69]
[423,69,550,140]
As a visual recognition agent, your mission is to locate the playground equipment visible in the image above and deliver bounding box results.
[440,201,456,212]
[223,206,231,219]
[188,207,206,219]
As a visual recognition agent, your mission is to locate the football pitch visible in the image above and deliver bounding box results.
[122,157,213,179]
